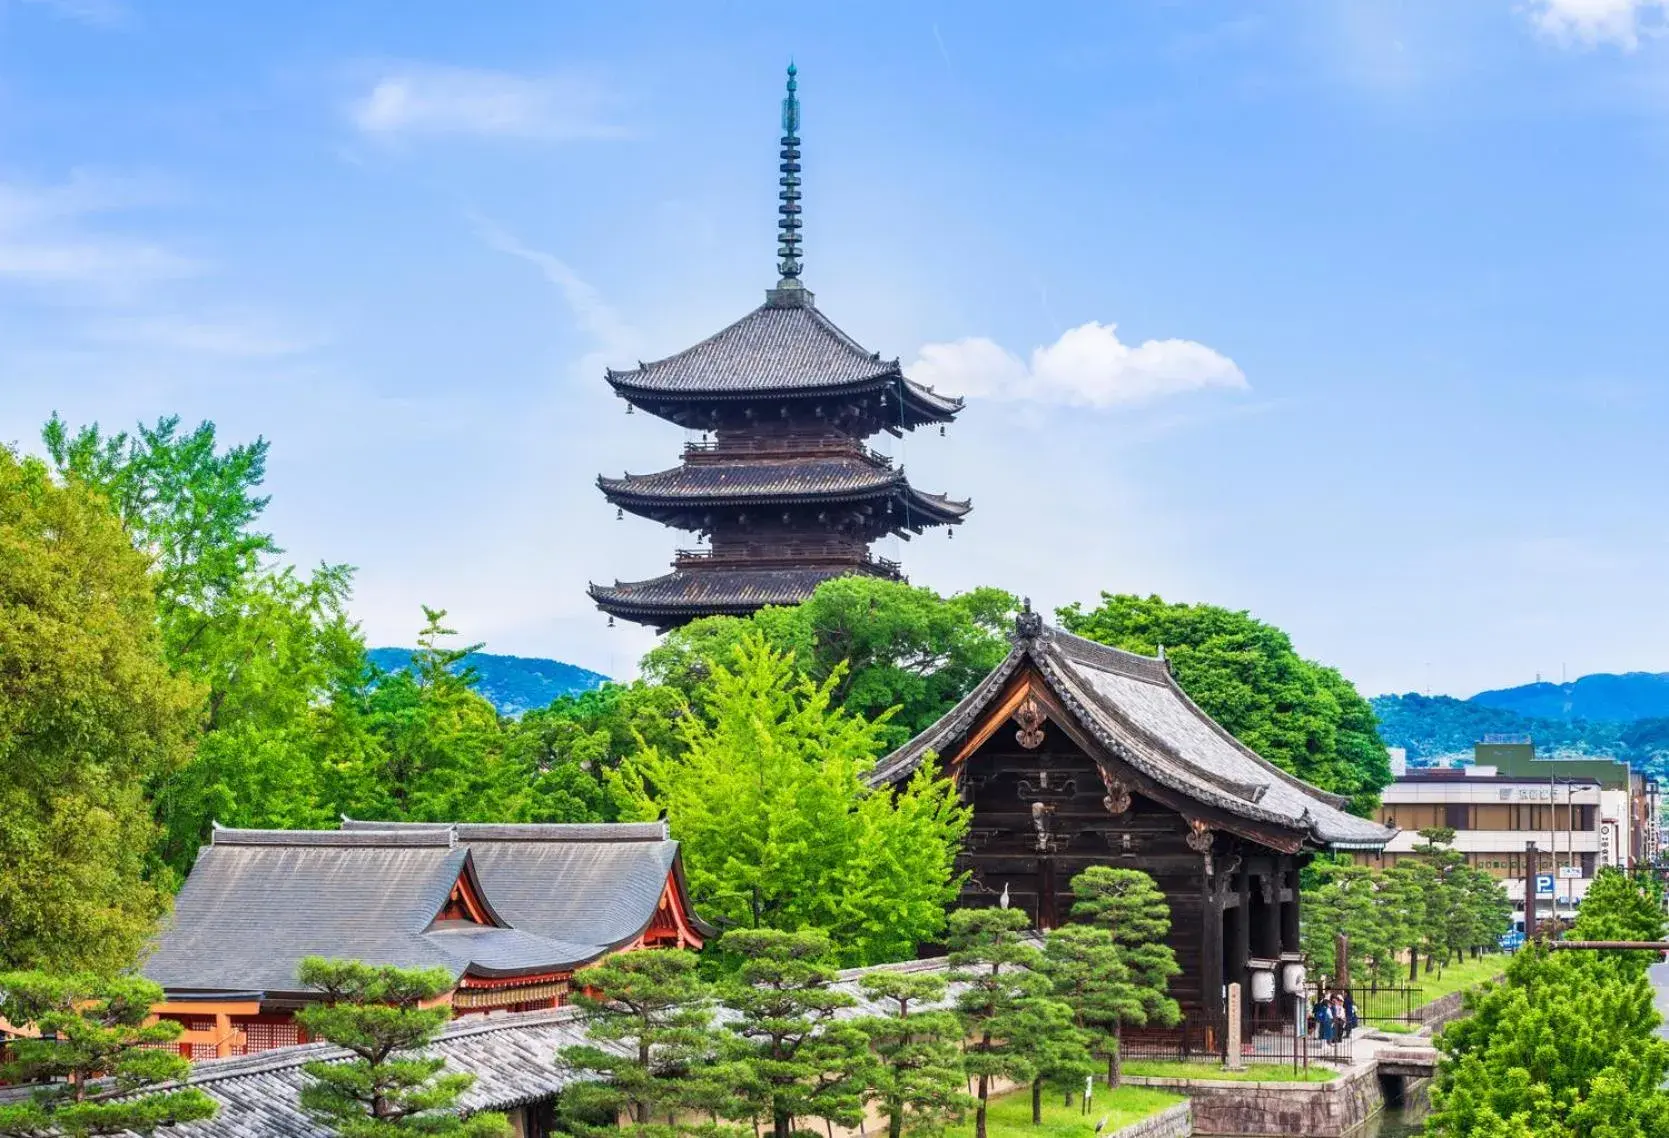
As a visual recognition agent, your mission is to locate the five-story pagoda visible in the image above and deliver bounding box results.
[590,66,970,632]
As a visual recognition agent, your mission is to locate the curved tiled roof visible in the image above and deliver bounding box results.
[598,456,971,524]
[143,822,711,996]
[589,566,857,618]
[606,297,961,423]
[870,621,1394,852]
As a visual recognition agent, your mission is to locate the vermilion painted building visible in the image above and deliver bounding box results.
[143,821,711,1058]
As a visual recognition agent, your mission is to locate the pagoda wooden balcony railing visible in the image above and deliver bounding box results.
[673,549,904,577]
[682,437,894,467]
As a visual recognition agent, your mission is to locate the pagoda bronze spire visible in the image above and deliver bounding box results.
[776,63,804,290]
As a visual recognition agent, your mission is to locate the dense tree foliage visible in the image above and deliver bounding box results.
[717,929,870,1138]
[643,577,1017,748]
[0,446,197,971]
[853,970,970,1138]
[1428,869,1669,1137]
[1067,868,1180,1086]
[1059,593,1392,813]
[296,958,509,1138]
[947,907,1054,1138]
[612,636,970,966]
[0,973,217,1137]
[556,950,724,1135]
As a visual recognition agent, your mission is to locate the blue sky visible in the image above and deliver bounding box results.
[3,0,1668,697]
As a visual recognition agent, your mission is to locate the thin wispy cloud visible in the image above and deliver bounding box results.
[467,211,637,376]
[17,0,133,30]
[0,173,202,295]
[908,321,1246,409]
[349,64,624,142]
[1527,0,1668,48]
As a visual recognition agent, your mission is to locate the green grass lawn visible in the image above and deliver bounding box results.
[1374,1021,1420,1034]
[956,1084,1184,1138]
[1361,954,1505,1029]
[1120,1059,1341,1084]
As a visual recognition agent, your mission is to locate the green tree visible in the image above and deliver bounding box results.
[718,929,870,1138]
[0,973,217,1137]
[1058,594,1391,813]
[853,970,970,1138]
[1428,945,1669,1138]
[1041,924,1141,1092]
[295,958,510,1138]
[946,907,1052,1138]
[0,446,198,971]
[612,636,969,966]
[1381,860,1431,982]
[1300,863,1394,987]
[1068,868,1181,1086]
[643,577,1018,748]
[556,949,723,1134]
[43,414,372,878]
[1572,867,1667,950]
[1007,996,1093,1125]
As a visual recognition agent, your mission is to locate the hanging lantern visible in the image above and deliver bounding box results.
[616,507,623,521]
[607,616,615,628]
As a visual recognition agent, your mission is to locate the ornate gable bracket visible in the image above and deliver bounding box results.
[1185,818,1216,877]
[1012,694,1047,749]
[1017,775,1079,801]
[1098,766,1134,816]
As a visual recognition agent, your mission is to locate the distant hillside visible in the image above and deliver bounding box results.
[1371,689,1669,778]
[367,648,608,717]
[1469,672,1669,723]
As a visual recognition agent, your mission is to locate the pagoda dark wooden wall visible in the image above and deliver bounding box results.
[954,716,1305,1024]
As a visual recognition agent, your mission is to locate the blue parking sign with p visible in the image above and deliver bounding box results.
[1535,874,1554,896]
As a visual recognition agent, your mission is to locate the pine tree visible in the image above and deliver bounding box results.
[295,959,509,1138]
[0,973,217,1137]
[1041,924,1142,1090]
[718,929,871,1138]
[946,907,1051,1138]
[556,950,723,1135]
[853,970,970,1138]
[1068,868,1180,1086]
[1006,996,1093,1125]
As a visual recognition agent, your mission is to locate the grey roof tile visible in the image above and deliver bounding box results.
[870,623,1394,851]
[606,299,961,420]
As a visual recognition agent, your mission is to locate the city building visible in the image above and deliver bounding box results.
[1475,738,1661,869]
[589,66,969,630]
[869,607,1393,1031]
[1361,761,1601,928]
[142,821,711,1058]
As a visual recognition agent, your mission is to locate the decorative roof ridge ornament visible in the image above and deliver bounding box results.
[767,62,813,307]
[1015,597,1044,643]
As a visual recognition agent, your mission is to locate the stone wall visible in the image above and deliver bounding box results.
[1123,1063,1381,1137]
[1107,1100,1192,1138]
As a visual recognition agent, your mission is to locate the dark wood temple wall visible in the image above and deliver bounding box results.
[956,723,1304,1022]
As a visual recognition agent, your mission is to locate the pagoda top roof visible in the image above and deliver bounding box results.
[605,293,963,423]
[598,454,970,523]
[870,615,1394,853]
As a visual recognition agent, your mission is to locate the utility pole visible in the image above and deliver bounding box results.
[1524,841,1539,940]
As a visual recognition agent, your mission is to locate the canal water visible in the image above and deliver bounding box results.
[1347,1083,1430,1137]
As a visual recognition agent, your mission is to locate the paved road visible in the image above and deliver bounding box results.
[1651,960,1669,1039]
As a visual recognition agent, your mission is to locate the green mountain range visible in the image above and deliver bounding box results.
[1373,671,1669,776]
[367,648,608,717]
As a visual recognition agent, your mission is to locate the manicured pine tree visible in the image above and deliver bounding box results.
[0,973,217,1138]
[853,970,970,1138]
[295,958,510,1138]
[1068,868,1180,1087]
[718,929,871,1138]
[1006,996,1094,1125]
[1041,924,1141,1092]
[946,906,1052,1138]
[556,949,723,1135]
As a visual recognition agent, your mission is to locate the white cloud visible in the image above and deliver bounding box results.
[349,64,622,141]
[1527,0,1669,49]
[0,173,202,293]
[908,321,1246,409]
